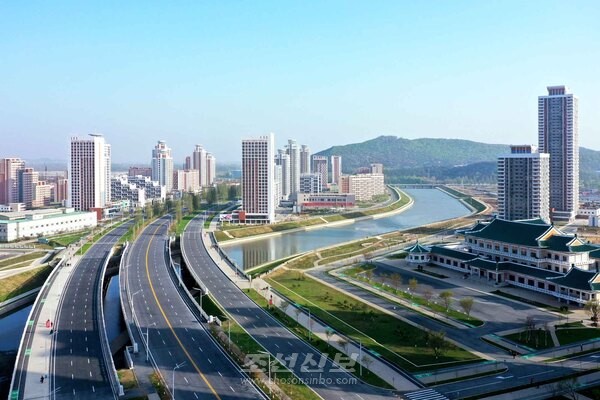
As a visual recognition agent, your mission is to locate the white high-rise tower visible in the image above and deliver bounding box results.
[538,85,579,222]
[152,140,174,192]
[497,145,550,222]
[286,139,300,197]
[68,134,111,211]
[241,133,275,223]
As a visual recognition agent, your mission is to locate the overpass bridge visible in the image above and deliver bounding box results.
[9,222,131,400]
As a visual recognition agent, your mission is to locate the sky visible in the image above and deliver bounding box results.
[1,1,599,165]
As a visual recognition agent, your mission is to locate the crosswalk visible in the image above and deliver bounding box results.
[404,388,449,400]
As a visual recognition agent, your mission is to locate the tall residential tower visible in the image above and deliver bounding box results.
[497,145,550,222]
[68,134,111,211]
[241,133,275,223]
[538,86,579,222]
[152,140,174,192]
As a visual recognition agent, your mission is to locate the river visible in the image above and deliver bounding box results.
[223,188,471,270]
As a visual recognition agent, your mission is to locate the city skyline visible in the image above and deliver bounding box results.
[1,2,599,163]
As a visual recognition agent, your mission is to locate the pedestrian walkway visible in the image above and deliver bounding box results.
[14,244,80,400]
[404,388,449,400]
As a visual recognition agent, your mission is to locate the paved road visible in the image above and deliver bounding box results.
[53,222,131,400]
[182,216,399,400]
[309,262,588,399]
[124,217,263,400]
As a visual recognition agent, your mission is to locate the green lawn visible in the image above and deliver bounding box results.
[342,264,482,327]
[175,212,202,236]
[0,265,52,302]
[503,331,554,350]
[285,254,320,270]
[266,269,480,372]
[244,289,394,389]
[0,251,47,270]
[556,328,600,345]
[48,230,91,247]
[246,255,297,278]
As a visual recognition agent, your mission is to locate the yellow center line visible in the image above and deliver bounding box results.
[145,221,222,400]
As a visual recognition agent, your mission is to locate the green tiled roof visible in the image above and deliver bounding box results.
[570,244,600,253]
[405,242,430,254]
[467,258,562,280]
[547,268,599,291]
[589,248,600,259]
[539,235,573,252]
[430,246,477,261]
[466,218,552,247]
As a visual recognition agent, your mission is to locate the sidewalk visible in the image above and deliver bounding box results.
[17,244,80,400]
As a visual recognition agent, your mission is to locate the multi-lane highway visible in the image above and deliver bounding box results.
[124,217,264,400]
[181,216,401,400]
[52,222,132,399]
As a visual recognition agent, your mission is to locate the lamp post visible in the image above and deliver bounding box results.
[359,339,362,376]
[258,351,273,397]
[143,322,156,362]
[172,361,186,400]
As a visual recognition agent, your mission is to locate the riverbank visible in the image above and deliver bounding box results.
[219,186,414,246]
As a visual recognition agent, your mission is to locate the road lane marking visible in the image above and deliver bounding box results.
[145,222,222,400]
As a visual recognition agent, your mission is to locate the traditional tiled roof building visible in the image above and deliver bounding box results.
[429,218,600,305]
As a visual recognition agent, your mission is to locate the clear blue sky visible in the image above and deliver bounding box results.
[1,1,599,164]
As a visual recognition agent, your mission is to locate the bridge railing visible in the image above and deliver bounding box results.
[98,247,124,398]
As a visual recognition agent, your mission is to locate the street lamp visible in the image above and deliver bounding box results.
[143,322,156,362]
[172,361,186,400]
[258,351,273,397]
[193,287,208,314]
[358,339,362,376]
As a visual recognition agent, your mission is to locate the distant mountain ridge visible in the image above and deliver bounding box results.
[316,136,600,187]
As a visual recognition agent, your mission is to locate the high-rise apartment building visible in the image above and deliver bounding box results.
[206,153,216,186]
[331,155,342,185]
[18,168,39,208]
[0,158,26,205]
[69,134,111,211]
[275,150,291,200]
[192,145,207,187]
[538,85,579,222]
[54,178,69,204]
[286,139,301,197]
[497,145,550,222]
[185,156,192,170]
[300,145,311,174]
[152,140,174,192]
[241,134,275,224]
[311,155,328,190]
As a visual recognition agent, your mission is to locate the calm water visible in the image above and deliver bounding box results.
[0,275,122,353]
[0,305,32,351]
[223,188,470,269]
[104,275,122,343]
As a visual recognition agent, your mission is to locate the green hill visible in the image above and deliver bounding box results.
[316,136,600,187]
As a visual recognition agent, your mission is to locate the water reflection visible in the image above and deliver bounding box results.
[225,189,470,269]
[0,305,32,351]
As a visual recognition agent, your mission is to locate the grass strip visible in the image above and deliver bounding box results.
[0,251,47,270]
[0,265,52,302]
[245,289,394,389]
[266,269,480,372]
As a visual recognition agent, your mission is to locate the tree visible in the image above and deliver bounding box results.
[192,193,202,211]
[144,202,153,220]
[364,269,374,282]
[175,200,183,224]
[390,273,402,291]
[585,299,600,326]
[279,300,289,312]
[228,185,239,201]
[459,297,475,318]
[439,290,453,311]
[408,278,418,294]
[205,187,217,205]
[426,331,448,358]
[423,288,434,303]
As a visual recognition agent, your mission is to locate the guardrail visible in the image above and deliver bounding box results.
[98,247,124,397]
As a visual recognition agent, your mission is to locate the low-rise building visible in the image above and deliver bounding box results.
[296,193,355,210]
[173,169,200,193]
[426,218,600,305]
[111,176,146,207]
[299,173,322,194]
[0,208,97,242]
